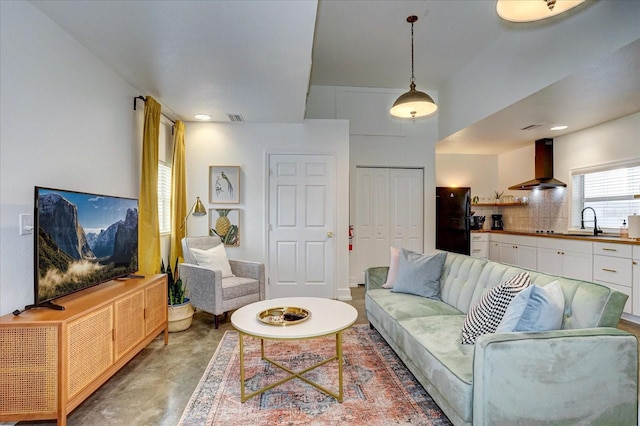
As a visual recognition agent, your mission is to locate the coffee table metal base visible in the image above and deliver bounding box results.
[238,331,345,403]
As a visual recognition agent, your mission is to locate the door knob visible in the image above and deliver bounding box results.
[327,232,334,238]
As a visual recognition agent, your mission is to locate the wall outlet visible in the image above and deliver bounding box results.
[19,213,33,235]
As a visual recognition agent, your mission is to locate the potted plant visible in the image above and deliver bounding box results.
[162,258,194,332]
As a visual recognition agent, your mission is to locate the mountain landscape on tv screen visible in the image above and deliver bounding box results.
[37,192,138,302]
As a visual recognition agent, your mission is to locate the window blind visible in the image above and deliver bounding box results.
[158,161,172,234]
[571,163,640,230]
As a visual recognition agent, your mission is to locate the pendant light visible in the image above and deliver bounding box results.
[496,0,586,23]
[390,16,437,119]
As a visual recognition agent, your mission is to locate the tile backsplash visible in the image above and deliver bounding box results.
[471,189,568,233]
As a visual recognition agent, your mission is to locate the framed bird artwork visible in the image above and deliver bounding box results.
[209,165,240,204]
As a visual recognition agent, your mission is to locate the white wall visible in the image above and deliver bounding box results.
[438,0,640,141]
[0,2,142,316]
[307,85,439,284]
[436,154,499,198]
[184,120,351,299]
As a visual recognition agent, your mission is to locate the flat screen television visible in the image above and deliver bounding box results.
[32,186,139,310]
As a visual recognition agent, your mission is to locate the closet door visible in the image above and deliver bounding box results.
[390,168,423,253]
[355,168,390,285]
[353,167,423,284]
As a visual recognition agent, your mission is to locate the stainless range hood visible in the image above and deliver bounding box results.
[508,138,567,190]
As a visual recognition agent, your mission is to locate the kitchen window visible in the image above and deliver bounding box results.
[571,160,640,231]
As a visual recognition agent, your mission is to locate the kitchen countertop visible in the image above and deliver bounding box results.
[472,230,640,245]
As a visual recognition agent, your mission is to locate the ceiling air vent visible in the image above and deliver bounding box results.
[227,113,244,122]
[521,124,542,131]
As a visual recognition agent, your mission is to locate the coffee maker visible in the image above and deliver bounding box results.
[470,215,486,230]
[491,214,504,230]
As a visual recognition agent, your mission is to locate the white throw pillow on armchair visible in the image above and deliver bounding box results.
[190,245,235,278]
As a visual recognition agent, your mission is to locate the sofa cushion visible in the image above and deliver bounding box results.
[366,289,462,322]
[460,272,531,344]
[391,250,447,298]
[399,315,474,422]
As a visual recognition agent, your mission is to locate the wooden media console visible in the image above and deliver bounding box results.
[0,274,168,426]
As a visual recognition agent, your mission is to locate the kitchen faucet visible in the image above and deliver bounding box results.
[581,207,603,236]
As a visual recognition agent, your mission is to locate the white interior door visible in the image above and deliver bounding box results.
[390,168,424,252]
[355,168,390,283]
[268,154,336,299]
[353,167,423,284]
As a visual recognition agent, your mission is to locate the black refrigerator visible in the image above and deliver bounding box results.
[435,187,471,255]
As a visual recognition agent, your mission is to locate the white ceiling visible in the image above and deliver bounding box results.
[31,0,640,154]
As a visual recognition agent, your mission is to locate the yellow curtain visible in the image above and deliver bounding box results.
[138,96,161,274]
[169,120,187,266]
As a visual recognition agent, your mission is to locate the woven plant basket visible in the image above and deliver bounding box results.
[168,298,194,332]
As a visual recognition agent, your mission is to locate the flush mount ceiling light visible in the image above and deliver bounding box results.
[194,114,212,121]
[550,125,568,131]
[390,15,437,119]
[497,0,586,23]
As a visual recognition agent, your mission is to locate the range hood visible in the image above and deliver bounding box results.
[508,138,567,190]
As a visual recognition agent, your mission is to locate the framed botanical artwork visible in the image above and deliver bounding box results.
[209,209,240,246]
[209,166,240,204]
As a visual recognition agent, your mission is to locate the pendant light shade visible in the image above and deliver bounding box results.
[496,0,586,23]
[390,16,437,119]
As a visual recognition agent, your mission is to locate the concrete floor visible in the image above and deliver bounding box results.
[15,286,368,426]
[13,286,640,426]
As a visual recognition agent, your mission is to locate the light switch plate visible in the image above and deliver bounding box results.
[19,213,33,235]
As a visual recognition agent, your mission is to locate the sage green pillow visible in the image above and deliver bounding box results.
[391,249,447,298]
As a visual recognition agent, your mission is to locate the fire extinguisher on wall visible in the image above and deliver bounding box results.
[349,225,354,251]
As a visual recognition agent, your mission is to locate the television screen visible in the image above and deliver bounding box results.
[34,187,139,308]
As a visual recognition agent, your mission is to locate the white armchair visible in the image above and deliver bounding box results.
[180,236,265,328]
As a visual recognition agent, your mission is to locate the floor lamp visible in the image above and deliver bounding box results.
[182,196,207,236]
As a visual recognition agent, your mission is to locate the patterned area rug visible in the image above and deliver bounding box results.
[179,324,452,425]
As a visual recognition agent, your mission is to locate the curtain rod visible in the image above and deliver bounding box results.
[133,96,177,134]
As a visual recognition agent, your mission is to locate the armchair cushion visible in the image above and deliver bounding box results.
[189,245,234,278]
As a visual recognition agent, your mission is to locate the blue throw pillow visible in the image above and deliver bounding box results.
[496,280,565,332]
[390,249,447,298]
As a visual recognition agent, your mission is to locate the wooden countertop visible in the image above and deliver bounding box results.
[472,230,640,245]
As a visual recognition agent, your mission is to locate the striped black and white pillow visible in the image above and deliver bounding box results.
[460,272,531,345]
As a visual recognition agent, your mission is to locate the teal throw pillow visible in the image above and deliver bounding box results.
[390,249,447,298]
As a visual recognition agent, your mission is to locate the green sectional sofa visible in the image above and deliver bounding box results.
[365,251,638,426]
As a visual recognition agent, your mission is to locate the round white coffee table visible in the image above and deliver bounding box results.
[231,297,358,403]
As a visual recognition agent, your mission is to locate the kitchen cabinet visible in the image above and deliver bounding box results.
[489,240,500,262]
[593,242,633,314]
[470,232,489,259]
[537,238,593,281]
[492,234,537,270]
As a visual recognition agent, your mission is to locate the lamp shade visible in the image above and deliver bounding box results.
[192,196,207,216]
[390,83,438,119]
[496,0,586,23]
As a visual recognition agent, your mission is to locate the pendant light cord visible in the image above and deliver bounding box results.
[411,19,415,84]
[408,15,418,87]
